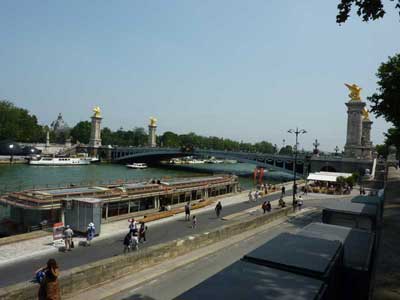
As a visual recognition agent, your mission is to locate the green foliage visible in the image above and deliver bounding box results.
[0,100,45,142]
[100,127,148,146]
[70,121,91,144]
[279,145,293,155]
[375,144,388,158]
[368,54,400,155]
[337,0,400,24]
[368,54,400,128]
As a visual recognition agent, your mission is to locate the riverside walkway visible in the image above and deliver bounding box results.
[0,187,293,287]
[373,166,400,299]
[0,185,358,291]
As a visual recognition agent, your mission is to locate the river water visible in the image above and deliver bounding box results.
[0,163,291,228]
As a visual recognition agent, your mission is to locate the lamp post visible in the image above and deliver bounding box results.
[288,128,307,209]
[334,146,340,156]
[9,144,14,164]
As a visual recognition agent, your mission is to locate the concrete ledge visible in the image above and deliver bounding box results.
[0,207,291,300]
[0,231,51,247]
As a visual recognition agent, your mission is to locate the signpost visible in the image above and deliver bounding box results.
[53,222,64,246]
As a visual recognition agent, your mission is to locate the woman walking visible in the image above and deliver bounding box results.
[215,201,222,218]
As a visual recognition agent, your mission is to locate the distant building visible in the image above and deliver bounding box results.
[50,113,69,133]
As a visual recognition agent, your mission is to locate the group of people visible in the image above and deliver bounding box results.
[123,218,147,253]
[63,222,96,251]
[248,190,261,202]
[184,201,223,229]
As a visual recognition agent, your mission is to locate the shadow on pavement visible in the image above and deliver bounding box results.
[121,294,157,300]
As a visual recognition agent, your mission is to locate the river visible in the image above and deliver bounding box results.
[0,163,291,230]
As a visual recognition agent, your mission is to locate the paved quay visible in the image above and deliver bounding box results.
[70,208,320,300]
[373,166,400,300]
[0,186,293,287]
[0,184,357,290]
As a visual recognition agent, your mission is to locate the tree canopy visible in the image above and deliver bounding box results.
[0,100,45,142]
[337,0,400,24]
[368,54,400,157]
[368,54,400,128]
[70,121,91,144]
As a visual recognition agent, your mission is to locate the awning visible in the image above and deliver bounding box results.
[307,172,352,182]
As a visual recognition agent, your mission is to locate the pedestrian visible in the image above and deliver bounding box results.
[248,191,253,202]
[129,218,138,234]
[86,222,95,246]
[63,225,74,251]
[215,201,222,218]
[123,232,132,253]
[293,183,298,196]
[262,201,267,214]
[281,185,286,197]
[297,195,303,210]
[266,201,272,212]
[192,215,197,228]
[132,231,139,251]
[37,258,61,300]
[184,202,191,221]
[139,222,147,243]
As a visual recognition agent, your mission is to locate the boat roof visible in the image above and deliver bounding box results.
[32,186,106,196]
[161,176,225,186]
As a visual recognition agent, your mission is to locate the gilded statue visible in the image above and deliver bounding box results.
[93,106,101,118]
[362,108,370,120]
[344,83,362,101]
[149,117,157,127]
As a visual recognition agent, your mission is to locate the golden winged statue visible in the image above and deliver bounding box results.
[93,106,101,118]
[362,108,369,120]
[149,117,157,127]
[345,83,362,101]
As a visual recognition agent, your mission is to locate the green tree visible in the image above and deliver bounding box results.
[337,0,400,24]
[368,54,400,154]
[279,145,293,155]
[375,144,388,158]
[0,100,45,142]
[70,121,91,144]
[161,131,180,147]
[368,54,400,128]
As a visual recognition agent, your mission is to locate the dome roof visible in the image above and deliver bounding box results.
[51,113,69,132]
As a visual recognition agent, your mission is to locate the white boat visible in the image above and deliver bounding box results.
[29,157,91,166]
[126,163,148,169]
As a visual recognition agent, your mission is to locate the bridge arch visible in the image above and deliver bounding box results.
[320,165,337,172]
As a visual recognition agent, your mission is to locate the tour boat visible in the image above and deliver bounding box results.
[126,163,148,169]
[29,157,91,166]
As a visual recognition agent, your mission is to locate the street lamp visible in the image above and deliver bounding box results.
[9,144,14,163]
[334,146,340,156]
[288,128,307,208]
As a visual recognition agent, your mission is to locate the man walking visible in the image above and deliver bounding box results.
[281,186,286,197]
[63,225,74,251]
[184,202,191,221]
[215,201,222,218]
[86,222,95,246]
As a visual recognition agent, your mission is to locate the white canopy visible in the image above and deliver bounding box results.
[307,171,352,183]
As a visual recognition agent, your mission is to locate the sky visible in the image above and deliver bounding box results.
[0,1,399,151]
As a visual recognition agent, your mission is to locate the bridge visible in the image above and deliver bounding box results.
[110,146,374,176]
[111,147,309,176]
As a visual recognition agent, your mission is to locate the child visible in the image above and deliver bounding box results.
[192,215,197,228]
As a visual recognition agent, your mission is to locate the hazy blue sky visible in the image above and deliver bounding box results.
[1,1,399,151]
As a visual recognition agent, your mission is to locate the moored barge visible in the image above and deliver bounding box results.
[0,175,239,234]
